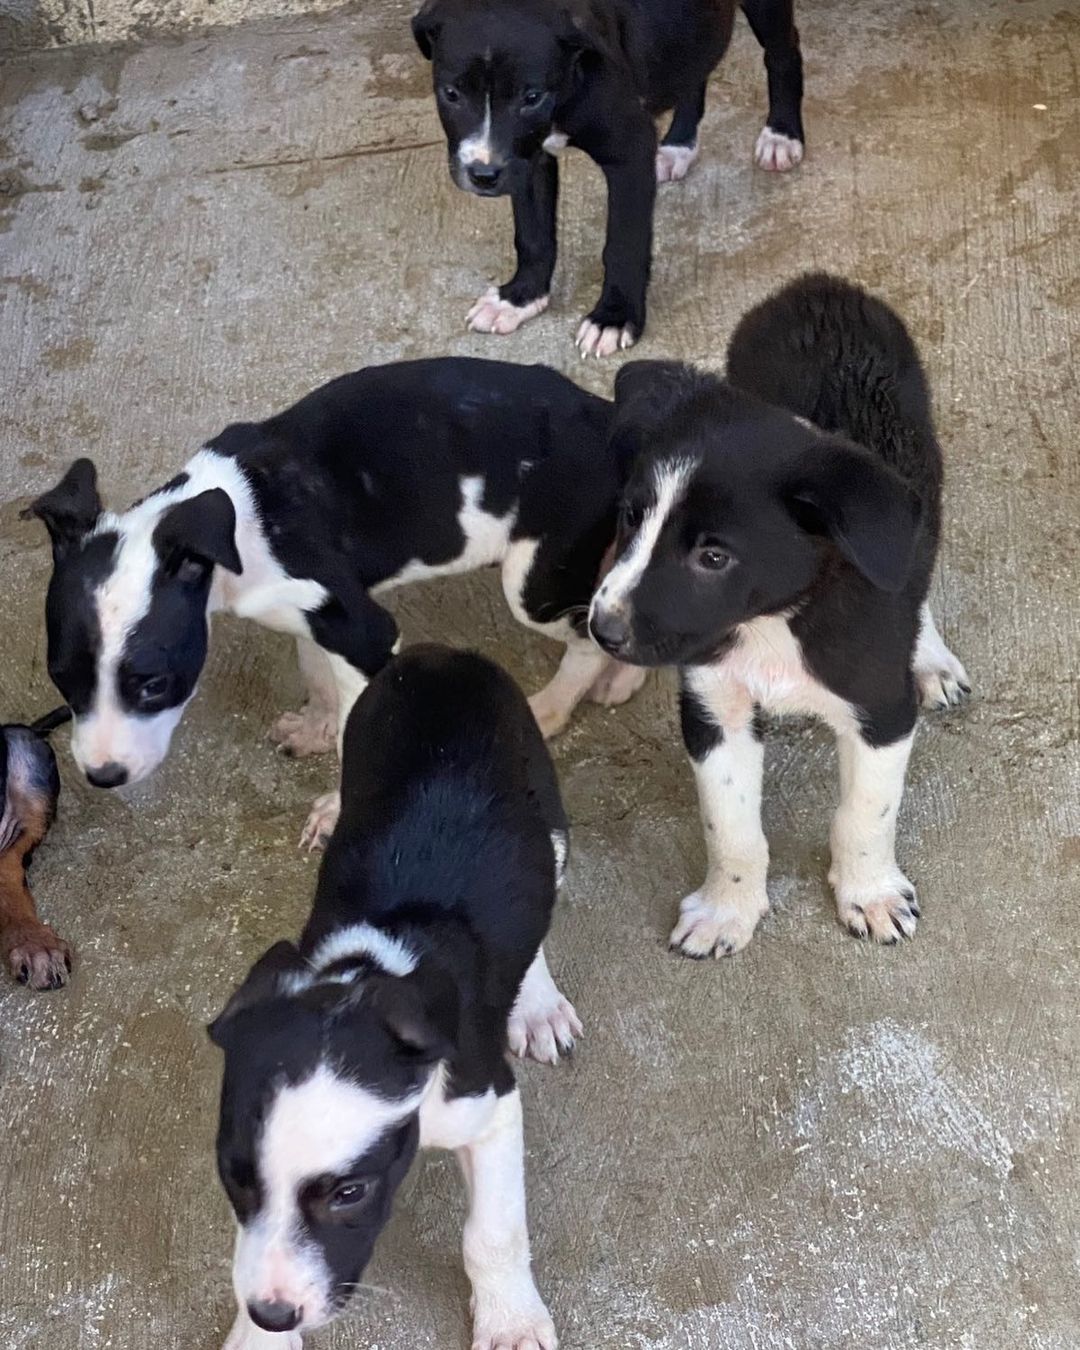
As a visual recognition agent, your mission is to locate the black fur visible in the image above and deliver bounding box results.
[414,0,804,343]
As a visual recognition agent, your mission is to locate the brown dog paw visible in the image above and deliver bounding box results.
[4,923,73,990]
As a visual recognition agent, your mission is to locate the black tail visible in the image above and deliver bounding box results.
[28,706,72,738]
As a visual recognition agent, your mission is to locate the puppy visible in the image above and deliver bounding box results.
[1,707,73,990]
[209,645,574,1350]
[413,0,804,356]
[589,274,970,955]
[25,357,643,847]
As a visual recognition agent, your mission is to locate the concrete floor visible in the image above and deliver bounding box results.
[1,1,1078,1346]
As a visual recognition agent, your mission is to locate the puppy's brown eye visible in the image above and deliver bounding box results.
[694,537,731,572]
[621,501,644,531]
[330,1177,374,1211]
[441,84,460,103]
[522,88,544,108]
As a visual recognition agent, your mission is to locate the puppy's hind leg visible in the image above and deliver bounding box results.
[914,602,971,710]
[268,637,339,757]
[508,945,582,1065]
[656,82,706,183]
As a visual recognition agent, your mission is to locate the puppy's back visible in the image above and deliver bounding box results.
[726,273,942,516]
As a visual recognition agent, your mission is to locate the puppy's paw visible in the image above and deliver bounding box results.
[754,126,804,172]
[299,790,341,852]
[915,650,972,711]
[835,874,920,944]
[4,922,72,991]
[587,661,647,707]
[471,1286,557,1350]
[668,888,767,959]
[508,991,582,1066]
[223,1312,303,1350]
[467,288,549,336]
[527,687,574,740]
[268,706,336,758]
[575,316,638,359]
[656,142,699,183]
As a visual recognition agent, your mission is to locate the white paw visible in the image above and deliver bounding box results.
[508,991,582,1065]
[223,1311,303,1350]
[467,288,549,335]
[268,706,337,757]
[754,126,804,172]
[915,651,972,711]
[834,872,920,944]
[655,142,699,183]
[299,790,341,852]
[575,318,637,359]
[668,887,768,959]
[471,1287,557,1350]
[527,688,574,740]
[588,661,647,707]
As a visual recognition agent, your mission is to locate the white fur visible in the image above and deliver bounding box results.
[542,129,568,154]
[466,288,550,336]
[507,946,582,1065]
[593,459,697,620]
[914,602,971,709]
[234,1064,423,1329]
[458,96,494,167]
[527,640,609,739]
[268,638,339,757]
[550,830,568,886]
[754,126,803,171]
[311,922,417,979]
[655,141,698,183]
[222,1307,302,1350]
[374,476,516,591]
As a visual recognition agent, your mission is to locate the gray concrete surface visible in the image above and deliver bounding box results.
[1,1,1078,1346]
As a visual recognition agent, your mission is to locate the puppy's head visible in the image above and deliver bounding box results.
[412,0,613,196]
[589,362,924,668]
[208,941,453,1334]
[24,460,241,788]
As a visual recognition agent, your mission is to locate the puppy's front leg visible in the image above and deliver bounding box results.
[458,1089,556,1350]
[669,671,770,958]
[830,728,920,944]
[575,129,656,358]
[468,153,558,336]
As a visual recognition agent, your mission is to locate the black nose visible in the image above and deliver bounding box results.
[467,162,502,190]
[590,608,631,655]
[85,762,129,789]
[247,1300,301,1333]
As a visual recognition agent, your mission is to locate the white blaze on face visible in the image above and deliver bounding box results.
[458,94,494,167]
[234,1064,422,1328]
[591,458,698,621]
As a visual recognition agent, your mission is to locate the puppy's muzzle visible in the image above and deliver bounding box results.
[464,160,506,194]
[247,1299,302,1333]
[589,607,631,657]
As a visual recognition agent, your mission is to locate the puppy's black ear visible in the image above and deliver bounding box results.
[153,488,242,579]
[557,2,626,74]
[411,0,444,60]
[22,459,102,553]
[609,360,701,474]
[208,940,305,1047]
[783,439,924,593]
[366,970,456,1066]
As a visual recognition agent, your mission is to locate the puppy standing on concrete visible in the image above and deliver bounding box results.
[1,707,73,990]
[413,0,804,356]
[26,357,643,864]
[210,646,574,1350]
[589,274,970,955]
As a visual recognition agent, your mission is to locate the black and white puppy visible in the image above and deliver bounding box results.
[413,0,804,356]
[589,274,970,955]
[26,357,643,849]
[209,646,573,1350]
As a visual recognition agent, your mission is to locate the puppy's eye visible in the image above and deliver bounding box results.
[137,674,171,707]
[521,88,544,108]
[329,1177,374,1212]
[621,500,644,531]
[693,537,732,572]
[441,84,460,103]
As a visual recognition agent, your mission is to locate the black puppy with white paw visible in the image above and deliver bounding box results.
[210,646,573,1350]
[589,274,970,956]
[413,0,804,356]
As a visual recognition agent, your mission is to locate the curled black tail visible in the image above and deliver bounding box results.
[28,706,72,738]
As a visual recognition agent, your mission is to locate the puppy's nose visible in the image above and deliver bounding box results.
[247,1300,301,1333]
[85,762,129,789]
[590,608,631,655]
[466,161,502,190]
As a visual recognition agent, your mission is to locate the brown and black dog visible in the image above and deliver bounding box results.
[1,708,72,990]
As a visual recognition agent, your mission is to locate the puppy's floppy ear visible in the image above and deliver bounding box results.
[153,488,242,579]
[366,969,457,1066]
[557,2,627,73]
[22,459,102,553]
[411,0,444,60]
[609,360,701,475]
[208,940,305,1047]
[783,438,924,593]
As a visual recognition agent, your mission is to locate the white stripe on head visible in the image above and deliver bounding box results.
[458,95,493,166]
[234,1063,423,1322]
[279,924,418,996]
[594,457,698,616]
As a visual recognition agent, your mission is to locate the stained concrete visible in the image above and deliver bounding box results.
[1,1,1078,1346]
